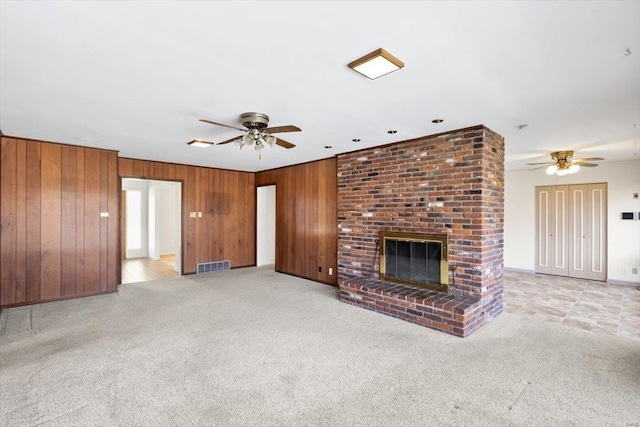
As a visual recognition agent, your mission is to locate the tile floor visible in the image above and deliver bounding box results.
[504,270,640,341]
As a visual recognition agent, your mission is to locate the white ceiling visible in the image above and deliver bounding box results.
[1,1,639,173]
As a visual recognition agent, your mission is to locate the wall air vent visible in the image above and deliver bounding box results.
[196,260,230,274]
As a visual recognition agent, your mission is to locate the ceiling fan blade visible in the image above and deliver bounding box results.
[525,161,555,165]
[199,119,247,132]
[216,135,243,145]
[275,137,296,149]
[577,162,599,167]
[264,125,301,134]
[573,157,604,163]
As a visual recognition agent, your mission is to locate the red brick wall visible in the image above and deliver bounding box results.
[336,125,505,332]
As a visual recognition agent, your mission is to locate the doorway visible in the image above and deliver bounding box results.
[121,178,182,283]
[535,183,607,280]
[257,185,276,267]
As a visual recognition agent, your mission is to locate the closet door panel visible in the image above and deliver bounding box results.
[550,186,569,276]
[588,184,607,281]
[535,187,551,274]
[569,185,588,279]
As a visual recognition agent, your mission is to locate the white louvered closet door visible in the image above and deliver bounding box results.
[536,184,607,281]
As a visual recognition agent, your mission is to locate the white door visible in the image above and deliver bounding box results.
[535,185,569,276]
[588,184,607,281]
[568,183,607,280]
[536,183,607,280]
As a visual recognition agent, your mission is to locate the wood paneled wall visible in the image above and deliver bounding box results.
[256,158,337,285]
[1,134,329,308]
[119,158,255,273]
[1,137,119,307]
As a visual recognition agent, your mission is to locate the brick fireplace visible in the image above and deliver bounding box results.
[336,125,504,337]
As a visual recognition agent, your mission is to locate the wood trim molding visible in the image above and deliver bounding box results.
[1,134,119,153]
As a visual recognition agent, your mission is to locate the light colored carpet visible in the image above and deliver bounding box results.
[1,267,639,426]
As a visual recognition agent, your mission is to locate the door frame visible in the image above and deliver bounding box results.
[256,183,278,269]
[118,177,185,283]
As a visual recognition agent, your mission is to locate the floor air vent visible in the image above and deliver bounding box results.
[196,260,230,274]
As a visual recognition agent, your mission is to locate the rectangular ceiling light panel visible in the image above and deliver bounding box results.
[348,48,404,80]
[188,139,214,148]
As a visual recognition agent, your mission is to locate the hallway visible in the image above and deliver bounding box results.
[121,255,179,284]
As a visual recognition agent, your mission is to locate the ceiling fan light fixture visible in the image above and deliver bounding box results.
[187,139,214,148]
[198,112,300,157]
[265,135,277,147]
[529,150,602,175]
[348,48,404,80]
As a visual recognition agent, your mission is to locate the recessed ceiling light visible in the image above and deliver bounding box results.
[432,119,444,124]
[348,48,404,80]
[352,138,361,142]
[187,139,214,148]
[324,145,332,149]
[387,130,397,134]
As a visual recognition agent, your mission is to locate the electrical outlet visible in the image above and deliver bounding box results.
[318,266,322,273]
[189,212,196,218]
[633,267,638,275]
[329,267,333,276]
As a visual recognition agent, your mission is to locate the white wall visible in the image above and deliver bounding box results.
[257,185,276,266]
[158,188,177,255]
[148,186,157,259]
[148,181,179,259]
[122,178,181,272]
[505,159,640,284]
[122,178,149,258]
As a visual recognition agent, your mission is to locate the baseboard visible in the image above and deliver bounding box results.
[275,269,338,287]
[504,267,536,274]
[607,279,640,286]
[0,289,118,310]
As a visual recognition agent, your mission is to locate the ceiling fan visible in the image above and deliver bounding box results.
[197,112,301,158]
[526,150,604,176]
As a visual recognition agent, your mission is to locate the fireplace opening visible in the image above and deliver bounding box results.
[380,231,449,293]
